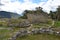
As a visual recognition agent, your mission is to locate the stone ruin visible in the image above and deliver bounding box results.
[9,27,60,40]
[9,29,29,40]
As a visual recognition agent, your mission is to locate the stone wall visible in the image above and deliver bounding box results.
[27,13,49,24]
[9,28,60,40]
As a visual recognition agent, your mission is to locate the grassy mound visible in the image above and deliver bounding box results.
[16,34,60,40]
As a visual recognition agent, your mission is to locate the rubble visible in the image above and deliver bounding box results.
[9,27,60,40]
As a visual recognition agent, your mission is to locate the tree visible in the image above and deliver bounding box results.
[49,11,53,19]
[56,6,60,20]
[49,6,60,20]
[18,10,28,19]
[19,6,46,19]
[49,11,57,20]
[35,7,43,13]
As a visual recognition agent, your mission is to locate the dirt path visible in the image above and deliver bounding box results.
[0,27,13,30]
[52,20,55,26]
[48,20,55,28]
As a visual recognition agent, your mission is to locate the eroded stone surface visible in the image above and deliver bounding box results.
[9,28,60,40]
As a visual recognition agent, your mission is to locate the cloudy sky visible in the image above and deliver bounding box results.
[0,0,60,14]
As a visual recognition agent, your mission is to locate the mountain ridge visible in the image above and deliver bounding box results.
[0,11,20,19]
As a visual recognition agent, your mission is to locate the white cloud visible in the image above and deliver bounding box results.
[41,0,60,13]
[0,0,60,14]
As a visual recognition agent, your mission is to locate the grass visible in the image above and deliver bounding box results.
[0,20,60,40]
[16,20,60,40]
[0,29,12,40]
[16,34,60,40]
[54,21,60,27]
[32,23,51,28]
[32,19,52,28]
[0,27,21,40]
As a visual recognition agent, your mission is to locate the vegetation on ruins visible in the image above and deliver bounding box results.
[0,6,60,40]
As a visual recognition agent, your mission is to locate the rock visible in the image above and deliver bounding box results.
[19,20,31,28]
[53,31,60,35]
[39,28,53,34]
[38,28,47,33]
[31,28,40,34]
[19,29,29,37]
[9,28,60,40]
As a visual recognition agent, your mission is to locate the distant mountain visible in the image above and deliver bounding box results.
[0,11,20,19]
